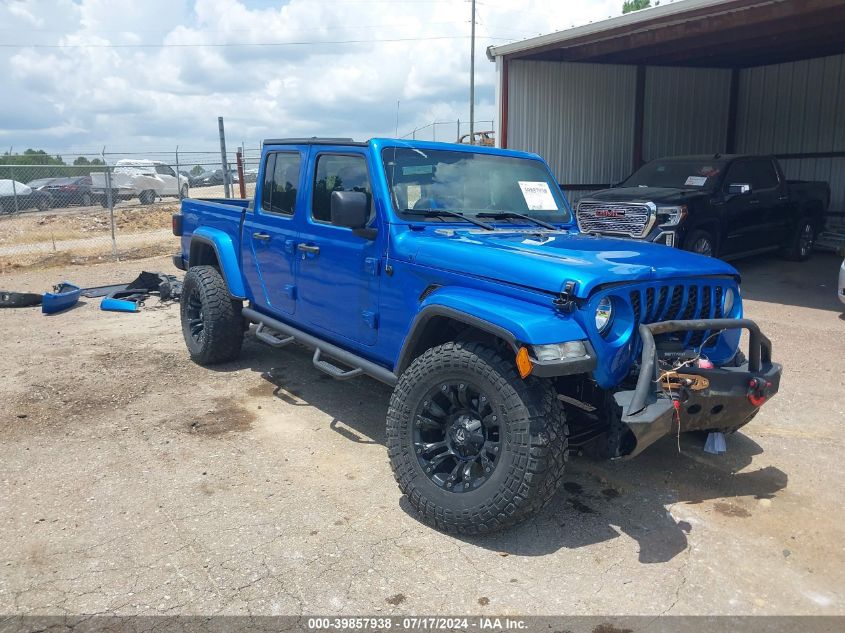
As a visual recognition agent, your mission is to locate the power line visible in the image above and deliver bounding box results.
[0,35,513,49]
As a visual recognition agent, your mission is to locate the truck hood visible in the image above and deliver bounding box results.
[409,229,738,297]
[584,186,709,205]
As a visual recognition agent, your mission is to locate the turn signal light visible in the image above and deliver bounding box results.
[516,346,533,379]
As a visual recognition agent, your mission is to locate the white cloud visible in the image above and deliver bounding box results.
[0,0,621,156]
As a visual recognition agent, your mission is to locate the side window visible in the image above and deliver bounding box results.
[155,165,175,177]
[312,154,372,223]
[750,160,779,190]
[725,161,754,189]
[261,152,301,216]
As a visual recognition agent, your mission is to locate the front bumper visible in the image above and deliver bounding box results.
[613,318,781,458]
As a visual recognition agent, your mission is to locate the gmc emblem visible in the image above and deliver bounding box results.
[595,208,626,218]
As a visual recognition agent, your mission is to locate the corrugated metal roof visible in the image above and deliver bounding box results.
[487,0,751,60]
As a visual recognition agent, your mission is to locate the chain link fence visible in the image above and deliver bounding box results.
[0,148,261,269]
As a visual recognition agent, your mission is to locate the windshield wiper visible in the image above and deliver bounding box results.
[476,211,557,230]
[403,209,494,231]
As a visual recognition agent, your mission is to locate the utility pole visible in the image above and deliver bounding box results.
[469,0,476,145]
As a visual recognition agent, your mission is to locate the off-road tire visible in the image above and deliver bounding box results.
[180,265,243,365]
[683,229,718,258]
[783,218,815,262]
[387,341,569,534]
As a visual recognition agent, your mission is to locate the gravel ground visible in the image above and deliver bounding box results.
[0,252,843,617]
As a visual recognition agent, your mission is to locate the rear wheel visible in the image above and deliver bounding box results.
[784,218,815,261]
[180,184,189,199]
[683,229,717,257]
[180,265,243,365]
[387,341,568,534]
[139,190,156,205]
[81,192,93,207]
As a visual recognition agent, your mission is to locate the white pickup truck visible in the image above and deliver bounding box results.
[91,160,189,207]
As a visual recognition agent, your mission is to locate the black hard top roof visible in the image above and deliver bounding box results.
[263,137,367,146]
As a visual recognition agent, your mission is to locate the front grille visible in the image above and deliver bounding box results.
[628,281,730,350]
[576,200,653,238]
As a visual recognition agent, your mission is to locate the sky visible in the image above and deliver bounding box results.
[1,0,624,157]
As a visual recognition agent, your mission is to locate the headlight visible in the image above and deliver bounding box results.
[656,205,687,226]
[595,296,613,333]
[532,341,587,362]
[723,288,735,315]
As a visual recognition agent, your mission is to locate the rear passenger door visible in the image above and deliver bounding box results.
[295,149,381,346]
[240,150,304,315]
[155,164,179,196]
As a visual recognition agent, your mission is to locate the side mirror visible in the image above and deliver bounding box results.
[330,190,369,228]
[331,190,376,239]
[728,183,752,195]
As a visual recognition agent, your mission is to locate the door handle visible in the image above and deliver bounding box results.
[748,199,760,205]
[297,243,320,254]
[253,232,271,241]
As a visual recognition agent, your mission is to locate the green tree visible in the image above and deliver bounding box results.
[622,0,658,13]
[73,156,104,166]
[190,164,205,176]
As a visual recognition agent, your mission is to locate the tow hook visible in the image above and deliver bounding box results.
[747,377,772,407]
[554,280,578,313]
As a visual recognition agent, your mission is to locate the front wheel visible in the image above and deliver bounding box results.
[387,341,569,534]
[180,185,189,199]
[683,229,717,258]
[180,265,244,365]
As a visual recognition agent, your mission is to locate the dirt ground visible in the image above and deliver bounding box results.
[0,252,843,617]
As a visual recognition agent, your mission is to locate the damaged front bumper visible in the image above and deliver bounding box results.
[613,318,782,458]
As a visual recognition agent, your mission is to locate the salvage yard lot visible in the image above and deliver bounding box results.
[0,252,843,615]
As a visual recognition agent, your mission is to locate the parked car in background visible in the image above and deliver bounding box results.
[25,177,59,191]
[458,130,495,146]
[576,154,830,262]
[90,160,189,206]
[0,180,51,213]
[40,176,94,207]
[196,168,239,186]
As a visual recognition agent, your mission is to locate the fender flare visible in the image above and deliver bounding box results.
[189,227,246,299]
[395,287,589,374]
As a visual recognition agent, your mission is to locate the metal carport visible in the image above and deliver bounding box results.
[487,0,845,236]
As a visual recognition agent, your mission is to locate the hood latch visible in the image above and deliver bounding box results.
[554,280,578,313]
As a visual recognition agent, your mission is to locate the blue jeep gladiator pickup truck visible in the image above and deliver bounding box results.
[172,138,782,534]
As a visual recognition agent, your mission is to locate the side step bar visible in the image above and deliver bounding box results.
[254,323,294,348]
[312,349,363,380]
[242,307,397,386]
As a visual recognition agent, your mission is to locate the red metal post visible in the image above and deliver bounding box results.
[236,149,246,199]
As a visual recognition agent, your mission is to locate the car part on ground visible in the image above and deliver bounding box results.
[0,290,43,308]
[42,282,81,315]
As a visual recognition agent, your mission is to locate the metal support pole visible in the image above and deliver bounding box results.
[457,119,461,143]
[175,146,182,200]
[218,116,231,198]
[469,0,476,145]
[433,122,437,142]
[11,166,19,214]
[105,166,117,259]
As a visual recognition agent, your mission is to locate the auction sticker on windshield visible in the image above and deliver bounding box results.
[518,181,558,211]
[685,176,708,186]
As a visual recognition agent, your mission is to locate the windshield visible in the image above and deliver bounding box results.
[622,160,725,190]
[382,148,571,224]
